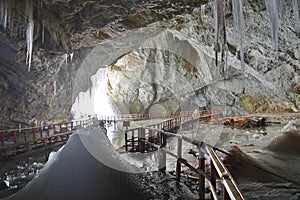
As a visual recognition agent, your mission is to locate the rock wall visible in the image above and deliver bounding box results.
[0,0,299,128]
[104,0,300,116]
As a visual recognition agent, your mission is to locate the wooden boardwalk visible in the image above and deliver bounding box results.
[0,122,75,159]
[123,110,246,200]
[0,111,221,159]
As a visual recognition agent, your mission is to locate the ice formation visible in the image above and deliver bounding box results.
[293,0,300,33]
[70,52,74,62]
[53,81,57,96]
[232,0,246,72]
[213,0,227,68]
[25,0,34,72]
[65,53,68,66]
[265,0,279,60]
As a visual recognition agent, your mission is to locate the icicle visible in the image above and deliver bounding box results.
[53,81,57,96]
[43,84,46,95]
[70,52,74,62]
[65,53,68,66]
[232,0,246,72]
[213,0,227,68]
[277,0,286,19]
[200,4,206,22]
[25,0,34,72]
[0,1,3,23]
[42,21,45,44]
[265,0,279,60]
[293,0,300,33]
[3,0,7,29]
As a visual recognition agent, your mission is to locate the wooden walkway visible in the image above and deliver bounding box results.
[123,110,246,200]
[124,110,222,152]
[0,109,246,199]
[0,122,76,159]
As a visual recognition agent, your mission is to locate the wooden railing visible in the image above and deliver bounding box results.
[0,122,74,146]
[141,128,245,200]
[124,109,245,200]
[0,118,99,158]
[124,110,222,152]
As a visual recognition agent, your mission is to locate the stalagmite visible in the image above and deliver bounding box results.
[232,0,246,72]
[25,0,34,72]
[293,0,300,33]
[265,0,279,60]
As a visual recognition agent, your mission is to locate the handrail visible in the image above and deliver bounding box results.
[206,145,245,200]
[141,128,245,200]
[123,109,246,200]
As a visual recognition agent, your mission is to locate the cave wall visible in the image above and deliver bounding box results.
[0,0,299,128]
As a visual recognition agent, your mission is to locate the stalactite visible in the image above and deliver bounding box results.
[213,0,227,71]
[200,4,206,22]
[25,0,34,72]
[232,0,246,72]
[65,53,68,66]
[293,0,300,33]
[42,21,45,43]
[265,0,279,60]
[278,0,287,19]
[70,52,74,63]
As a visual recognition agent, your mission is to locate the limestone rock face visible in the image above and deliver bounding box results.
[0,0,300,128]
[103,1,300,115]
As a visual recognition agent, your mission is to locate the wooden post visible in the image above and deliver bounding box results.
[24,129,27,142]
[176,137,182,188]
[1,132,4,145]
[32,128,36,139]
[198,148,205,200]
[138,128,145,153]
[158,132,166,171]
[211,159,217,200]
[13,130,17,143]
[125,131,128,152]
[223,186,230,200]
[40,127,43,138]
[131,131,135,152]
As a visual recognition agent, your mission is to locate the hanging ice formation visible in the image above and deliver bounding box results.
[65,53,68,66]
[53,81,57,96]
[293,0,300,33]
[213,0,227,70]
[42,22,45,44]
[265,0,279,60]
[232,0,246,72]
[70,52,74,62]
[25,0,34,72]
[277,0,287,19]
[200,4,206,22]
[0,0,10,30]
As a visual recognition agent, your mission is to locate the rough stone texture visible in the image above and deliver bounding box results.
[104,0,300,116]
[0,0,299,128]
